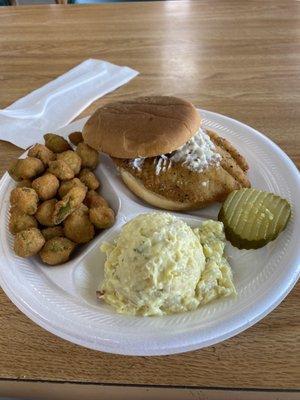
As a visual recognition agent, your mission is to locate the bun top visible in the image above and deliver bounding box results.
[82,96,201,158]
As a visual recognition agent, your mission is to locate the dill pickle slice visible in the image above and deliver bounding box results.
[218,189,291,249]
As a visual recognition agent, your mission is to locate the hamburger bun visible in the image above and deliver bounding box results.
[82,96,201,158]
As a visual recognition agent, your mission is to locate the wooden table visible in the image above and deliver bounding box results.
[0,1,299,398]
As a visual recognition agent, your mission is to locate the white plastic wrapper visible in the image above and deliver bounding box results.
[0,59,138,149]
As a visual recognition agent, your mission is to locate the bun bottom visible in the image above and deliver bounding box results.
[120,169,194,211]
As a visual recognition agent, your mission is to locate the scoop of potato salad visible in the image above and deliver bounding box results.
[99,213,236,316]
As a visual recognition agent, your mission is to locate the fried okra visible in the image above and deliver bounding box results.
[48,160,75,181]
[9,207,38,234]
[89,207,115,229]
[41,226,64,241]
[39,237,76,265]
[58,178,86,198]
[53,186,87,224]
[8,161,22,182]
[16,180,32,189]
[75,203,89,215]
[68,131,83,146]
[10,187,39,215]
[57,150,81,175]
[64,209,95,243]
[32,173,59,201]
[76,143,99,170]
[79,169,100,190]
[84,190,108,209]
[7,128,117,263]
[35,199,57,226]
[44,133,71,153]
[28,144,56,166]
[8,157,45,181]
[14,228,45,258]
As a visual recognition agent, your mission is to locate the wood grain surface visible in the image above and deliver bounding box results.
[0,0,299,390]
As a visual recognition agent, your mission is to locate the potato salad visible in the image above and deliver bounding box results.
[99,213,236,316]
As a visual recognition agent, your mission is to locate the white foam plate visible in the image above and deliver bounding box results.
[0,110,299,356]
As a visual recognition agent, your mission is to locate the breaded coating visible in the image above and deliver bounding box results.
[8,160,22,182]
[84,190,108,208]
[39,237,76,265]
[206,131,250,187]
[28,144,56,166]
[35,199,57,226]
[64,211,95,243]
[89,206,115,229]
[10,187,39,215]
[57,150,82,175]
[76,142,99,170]
[32,173,59,200]
[53,186,87,224]
[16,180,32,189]
[58,178,86,198]
[113,128,251,210]
[41,226,64,241]
[8,157,45,181]
[68,131,83,146]
[14,228,45,258]
[207,130,249,172]
[48,160,75,181]
[64,186,87,208]
[72,203,89,216]
[44,133,71,153]
[79,168,100,190]
[9,207,38,234]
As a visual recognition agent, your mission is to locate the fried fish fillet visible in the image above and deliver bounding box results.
[113,130,250,210]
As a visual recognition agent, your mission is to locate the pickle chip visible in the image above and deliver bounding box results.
[218,188,291,249]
